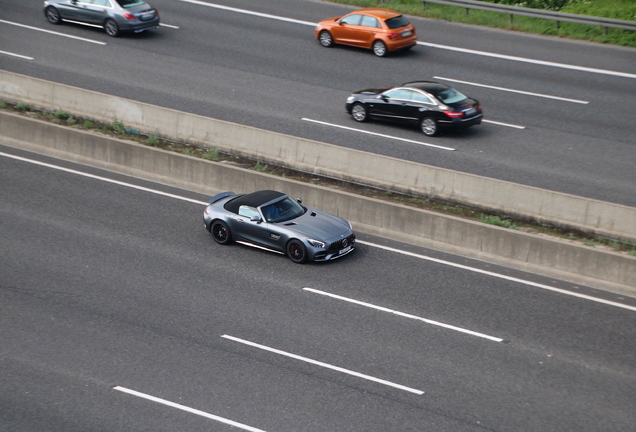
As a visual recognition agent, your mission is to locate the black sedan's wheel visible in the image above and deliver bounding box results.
[420,117,439,136]
[45,6,62,24]
[372,40,388,57]
[287,239,308,264]
[211,221,232,245]
[104,19,120,37]
[351,103,368,122]
[319,30,333,47]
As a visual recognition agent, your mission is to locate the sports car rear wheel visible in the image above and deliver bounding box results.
[351,103,368,122]
[211,221,232,245]
[287,239,308,264]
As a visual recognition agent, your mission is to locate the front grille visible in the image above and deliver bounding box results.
[328,234,355,251]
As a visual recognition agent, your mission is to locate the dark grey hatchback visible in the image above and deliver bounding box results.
[43,0,160,37]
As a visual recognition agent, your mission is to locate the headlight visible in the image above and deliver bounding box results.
[347,96,355,103]
[307,239,325,248]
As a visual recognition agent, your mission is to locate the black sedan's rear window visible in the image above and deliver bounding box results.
[384,16,409,29]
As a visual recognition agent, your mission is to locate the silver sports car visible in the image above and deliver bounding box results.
[203,190,355,263]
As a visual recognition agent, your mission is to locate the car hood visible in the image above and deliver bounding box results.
[280,208,351,241]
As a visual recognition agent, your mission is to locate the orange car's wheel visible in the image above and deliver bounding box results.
[319,30,334,47]
[372,40,388,57]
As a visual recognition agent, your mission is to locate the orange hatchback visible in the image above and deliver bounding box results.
[315,8,417,57]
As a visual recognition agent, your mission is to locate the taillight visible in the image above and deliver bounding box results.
[387,33,400,40]
[123,12,136,21]
[444,111,464,118]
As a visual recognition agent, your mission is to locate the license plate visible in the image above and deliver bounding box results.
[141,12,154,20]
[401,30,412,37]
[464,108,476,116]
[339,245,352,255]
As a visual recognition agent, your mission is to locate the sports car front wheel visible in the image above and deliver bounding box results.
[351,103,368,122]
[287,239,308,263]
[211,221,233,245]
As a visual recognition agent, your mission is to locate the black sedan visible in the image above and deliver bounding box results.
[346,81,483,136]
[203,190,355,263]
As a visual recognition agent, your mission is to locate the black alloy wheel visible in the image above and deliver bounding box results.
[351,103,368,122]
[211,221,232,245]
[45,6,62,24]
[287,240,308,263]
[319,31,333,47]
[420,117,439,136]
[104,19,120,37]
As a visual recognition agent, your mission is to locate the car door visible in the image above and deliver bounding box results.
[228,205,271,247]
[331,14,367,47]
[371,88,418,122]
[80,0,113,25]
[58,0,91,21]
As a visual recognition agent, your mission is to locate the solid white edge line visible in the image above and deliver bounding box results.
[482,119,526,129]
[357,240,636,312]
[301,118,456,151]
[113,386,267,432]
[303,288,504,342]
[0,152,207,206]
[0,50,33,60]
[0,19,107,45]
[434,76,589,104]
[178,0,315,26]
[3,151,633,312]
[221,335,425,395]
[420,42,636,79]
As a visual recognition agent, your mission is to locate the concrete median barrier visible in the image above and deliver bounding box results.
[1,111,634,294]
[1,70,635,242]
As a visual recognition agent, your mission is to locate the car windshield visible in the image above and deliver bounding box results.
[384,16,409,29]
[116,0,145,7]
[435,87,468,104]
[261,196,306,223]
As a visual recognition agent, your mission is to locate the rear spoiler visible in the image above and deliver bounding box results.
[209,191,236,205]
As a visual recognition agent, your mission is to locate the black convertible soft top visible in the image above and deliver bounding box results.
[224,190,285,214]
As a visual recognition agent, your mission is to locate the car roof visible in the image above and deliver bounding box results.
[224,190,286,213]
[352,8,403,19]
[401,81,450,95]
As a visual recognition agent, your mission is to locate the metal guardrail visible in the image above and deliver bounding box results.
[413,0,636,32]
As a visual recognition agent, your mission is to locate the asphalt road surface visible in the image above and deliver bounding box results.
[1,0,635,206]
[2,146,635,431]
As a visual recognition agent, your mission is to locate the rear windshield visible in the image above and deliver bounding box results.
[435,88,468,104]
[116,0,145,7]
[384,16,409,29]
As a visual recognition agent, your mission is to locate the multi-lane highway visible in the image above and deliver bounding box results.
[1,145,636,431]
[1,0,635,206]
[2,1,636,430]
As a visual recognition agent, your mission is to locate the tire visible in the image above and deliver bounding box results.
[287,239,308,264]
[420,117,439,136]
[351,103,368,122]
[104,19,120,37]
[372,40,388,57]
[45,6,62,25]
[318,30,333,48]
[211,221,233,245]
